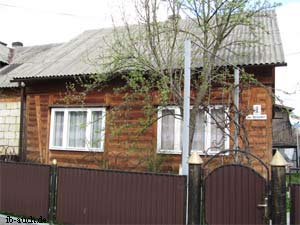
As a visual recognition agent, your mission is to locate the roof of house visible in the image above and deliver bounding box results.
[0,10,286,88]
[0,43,61,88]
[274,104,294,112]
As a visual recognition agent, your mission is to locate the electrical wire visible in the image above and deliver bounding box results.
[0,2,103,20]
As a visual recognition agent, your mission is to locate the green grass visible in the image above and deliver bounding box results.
[288,173,300,184]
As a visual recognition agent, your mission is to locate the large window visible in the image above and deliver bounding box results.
[157,106,229,154]
[49,107,106,151]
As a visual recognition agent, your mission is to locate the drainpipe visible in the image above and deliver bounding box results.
[18,81,26,161]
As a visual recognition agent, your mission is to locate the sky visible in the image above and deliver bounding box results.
[0,0,299,116]
[276,0,300,117]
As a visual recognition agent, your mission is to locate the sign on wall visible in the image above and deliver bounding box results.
[246,104,267,120]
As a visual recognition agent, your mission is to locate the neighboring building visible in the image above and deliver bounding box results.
[0,41,10,67]
[0,41,18,157]
[272,104,299,168]
[0,43,60,158]
[0,12,286,173]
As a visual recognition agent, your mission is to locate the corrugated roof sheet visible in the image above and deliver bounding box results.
[0,44,61,87]
[0,10,286,88]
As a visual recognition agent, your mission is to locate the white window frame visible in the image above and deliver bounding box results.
[157,106,182,154]
[49,107,106,152]
[201,105,230,155]
[157,105,229,155]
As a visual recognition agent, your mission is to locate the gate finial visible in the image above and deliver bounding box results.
[188,151,203,165]
[270,150,287,166]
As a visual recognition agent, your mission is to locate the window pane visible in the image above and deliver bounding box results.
[161,109,175,150]
[210,108,226,150]
[53,111,64,146]
[91,111,103,148]
[68,111,87,148]
[192,110,205,150]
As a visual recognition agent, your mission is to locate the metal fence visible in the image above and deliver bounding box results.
[290,183,300,225]
[0,161,186,225]
[0,162,50,218]
[56,167,186,225]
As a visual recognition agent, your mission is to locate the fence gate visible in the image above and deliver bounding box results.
[203,150,269,225]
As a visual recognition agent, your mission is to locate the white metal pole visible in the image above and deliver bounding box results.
[297,129,299,168]
[182,39,191,176]
[233,68,239,162]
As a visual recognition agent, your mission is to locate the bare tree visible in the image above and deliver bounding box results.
[81,0,279,170]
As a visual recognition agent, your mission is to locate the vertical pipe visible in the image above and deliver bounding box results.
[233,68,239,162]
[297,131,299,168]
[182,39,191,176]
[18,82,26,161]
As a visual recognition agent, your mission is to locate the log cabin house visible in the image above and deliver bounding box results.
[0,11,286,174]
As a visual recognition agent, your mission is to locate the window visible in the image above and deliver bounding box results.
[157,107,181,154]
[49,107,106,151]
[157,106,229,154]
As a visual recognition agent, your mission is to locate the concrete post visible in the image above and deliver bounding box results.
[188,152,203,225]
[270,151,287,225]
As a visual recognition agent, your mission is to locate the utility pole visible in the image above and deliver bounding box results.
[182,39,191,176]
[233,68,239,162]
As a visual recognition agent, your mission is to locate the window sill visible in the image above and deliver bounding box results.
[49,147,104,152]
[157,149,226,156]
[157,150,182,155]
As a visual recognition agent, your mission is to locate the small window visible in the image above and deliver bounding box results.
[157,105,229,155]
[157,106,181,154]
[49,107,106,151]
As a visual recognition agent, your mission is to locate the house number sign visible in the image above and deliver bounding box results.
[246,104,267,120]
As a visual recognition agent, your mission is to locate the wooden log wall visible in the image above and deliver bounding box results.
[23,65,275,174]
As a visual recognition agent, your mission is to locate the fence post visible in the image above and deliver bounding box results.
[188,152,203,225]
[49,159,58,224]
[270,151,287,225]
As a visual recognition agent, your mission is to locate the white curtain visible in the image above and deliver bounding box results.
[161,109,175,150]
[53,111,64,146]
[210,108,225,150]
[192,110,205,150]
[91,111,102,148]
[68,111,87,148]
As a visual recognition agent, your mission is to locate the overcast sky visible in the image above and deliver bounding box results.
[0,0,299,117]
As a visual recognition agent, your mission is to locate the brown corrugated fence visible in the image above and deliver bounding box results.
[205,165,266,225]
[290,184,300,225]
[56,167,187,225]
[0,162,50,218]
